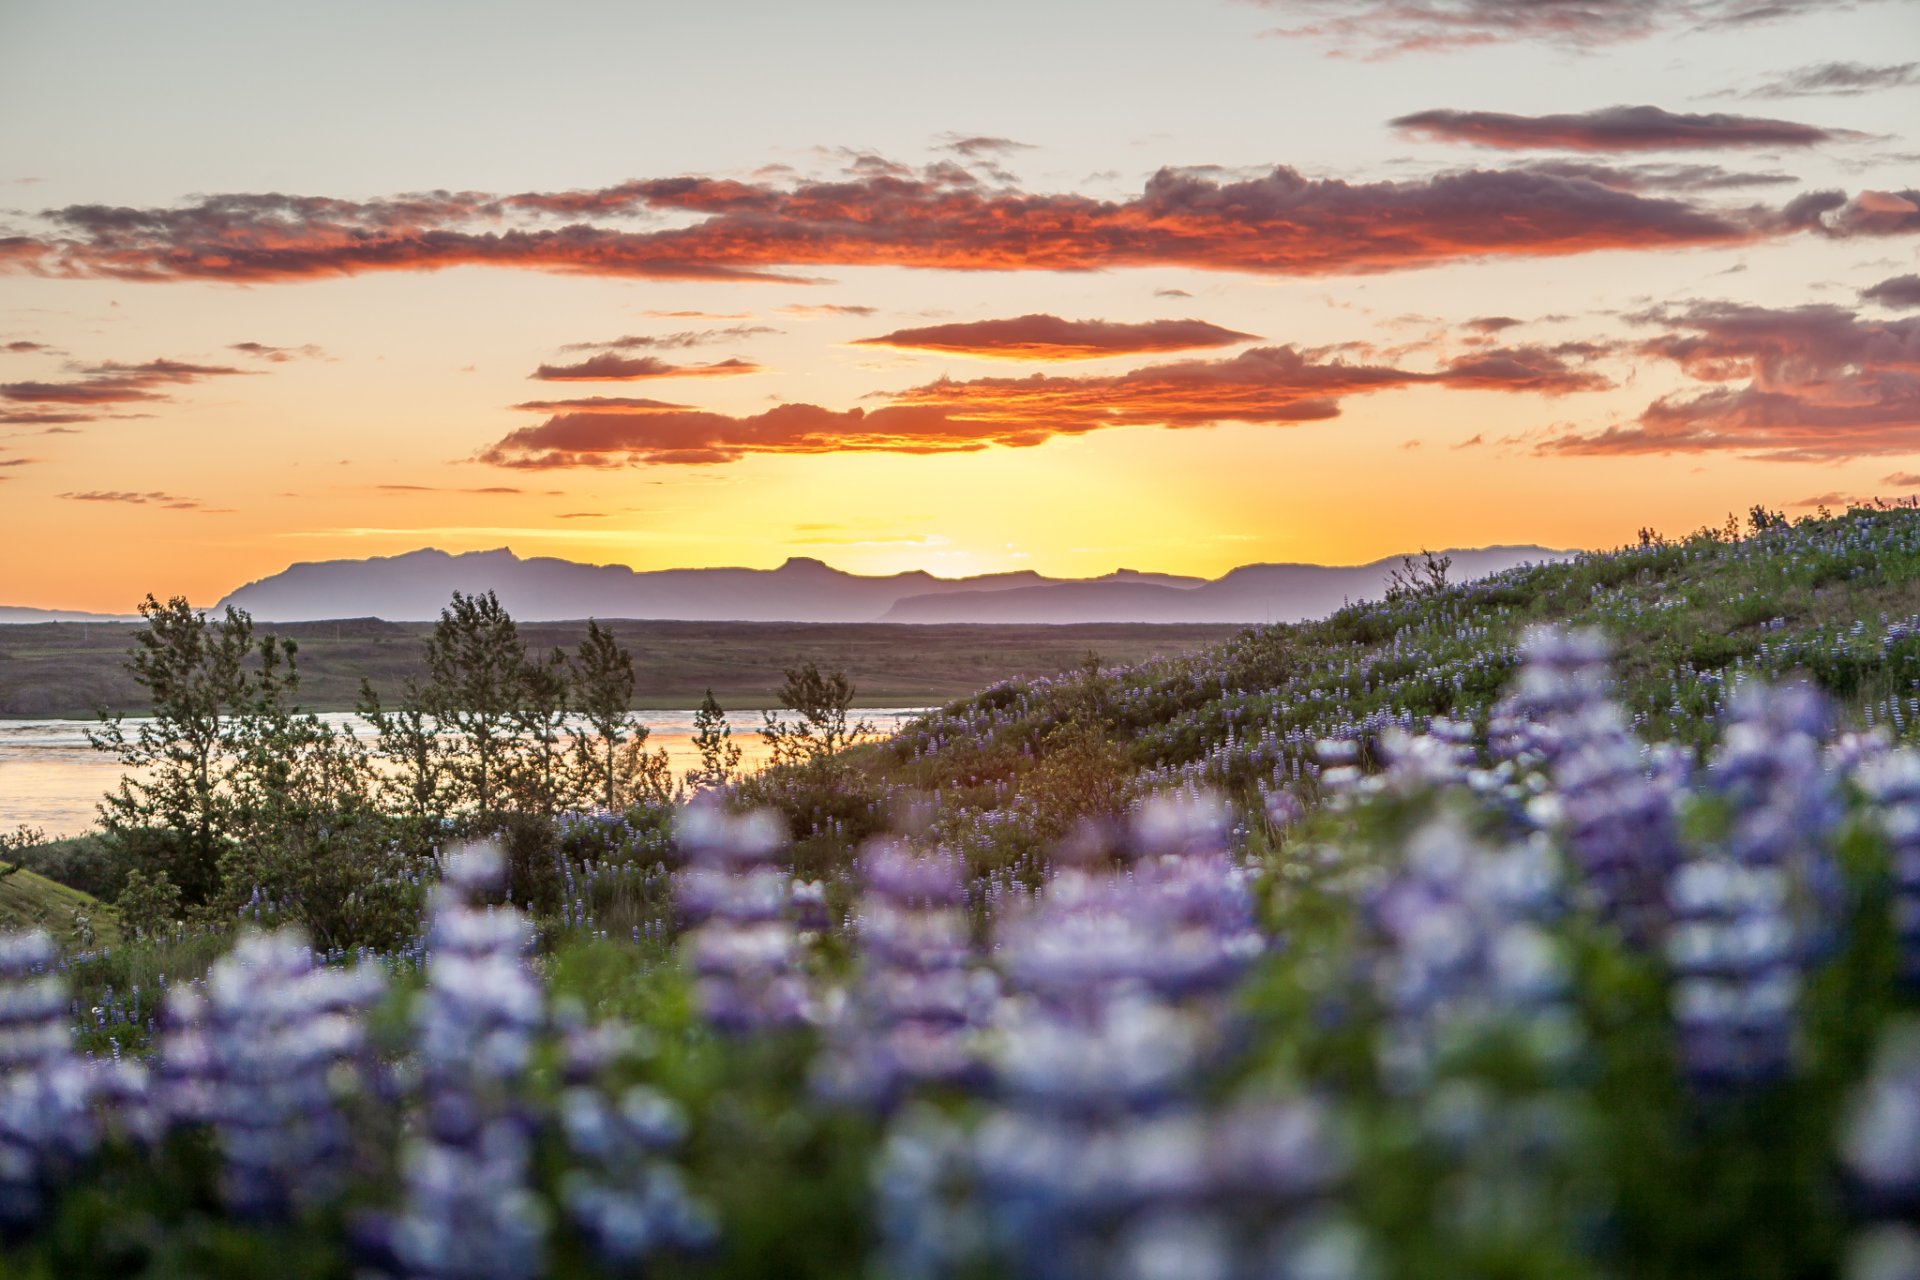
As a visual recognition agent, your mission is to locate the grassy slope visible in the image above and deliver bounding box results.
[0,618,1240,718]
[0,863,117,947]
[874,508,1920,819]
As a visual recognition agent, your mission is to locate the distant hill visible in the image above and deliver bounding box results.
[878,548,1573,623]
[215,546,1571,624]
[0,606,137,625]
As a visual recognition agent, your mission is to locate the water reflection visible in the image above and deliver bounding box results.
[0,708,928,838]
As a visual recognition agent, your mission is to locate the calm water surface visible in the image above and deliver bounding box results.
[0,708,929,838]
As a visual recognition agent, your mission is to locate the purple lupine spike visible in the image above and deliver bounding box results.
[1710,680,1846,958]
[673,804,812,1034]
[378,842,549,1280]
[174,928,386,1220]
[817,838,996,1107]
[1860,750,1920,985]
[1667,857,1798,1089]
[1491,628,1683,939]
[1368,817,1570,1088]
[0,930,105,1233]
[558,1082,714,1265]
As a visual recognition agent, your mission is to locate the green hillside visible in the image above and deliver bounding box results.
[860,504,1920,853]
[0,862,117,947]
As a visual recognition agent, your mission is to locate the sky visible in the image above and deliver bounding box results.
[1,0,1916,612]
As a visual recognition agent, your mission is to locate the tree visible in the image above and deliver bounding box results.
[358,674,448,825]
[761,660,872,768]
[511,646,572,818]
[88,595,269,903]
[566,619,650,812]
[421,590,529,826]
[686,688,743,791]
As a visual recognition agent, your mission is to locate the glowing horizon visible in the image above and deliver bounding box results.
[2,1,1916,613]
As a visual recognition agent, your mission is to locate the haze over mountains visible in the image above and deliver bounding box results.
[210,545,1575,625]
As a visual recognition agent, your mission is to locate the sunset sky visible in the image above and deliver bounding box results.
[2,0,1917,612]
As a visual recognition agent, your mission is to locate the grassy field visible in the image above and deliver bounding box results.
[0,617,1242,718]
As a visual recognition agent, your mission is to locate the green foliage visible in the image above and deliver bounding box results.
[88,595,267,902]
[685,688,743,792]
[567,618,673,812]
[114,867,182,941]
[760,660,872,769]
[421,589,530,825]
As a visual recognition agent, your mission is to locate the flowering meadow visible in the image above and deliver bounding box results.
[7,505,1920,1278]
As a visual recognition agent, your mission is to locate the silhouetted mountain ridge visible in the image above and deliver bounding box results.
[211,544,1575,624]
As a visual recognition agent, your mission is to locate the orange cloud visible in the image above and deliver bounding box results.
[851,314,1258,360]
[481,340,1608,467]
[5,162,1799,285]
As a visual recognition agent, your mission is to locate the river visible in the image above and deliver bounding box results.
[0,708,929,839]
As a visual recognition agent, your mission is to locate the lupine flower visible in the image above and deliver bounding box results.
[949,793,1307,1279]
[0,930,96,1233]
[1710,680,1845,955]
[168,928,386,1219]
[817,838,997,1107]
[674,803,812,1033]
[558,1082,714,1264]
[1493,628,1683,938]
[1667,857,1798,1088]
[377,843,548,1280]
[1368,816,1570,1086]
[1859,750,1920,985]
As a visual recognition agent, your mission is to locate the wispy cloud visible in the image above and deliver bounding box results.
[777,303,877,318]
[1,358,254,406]
[58,489,220,510]
[851,314,1259,360]
[1263,0,1885,57]
[1740,60,1920,98]
[229,341,326,362]
[556,326,777,353]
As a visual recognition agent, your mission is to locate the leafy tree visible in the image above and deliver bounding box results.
[761,661,872,769]
[686,688,743,791]
[88,595,274,902]
[357,674,448,825]
[567,619,650,812]
[422,590,530,826]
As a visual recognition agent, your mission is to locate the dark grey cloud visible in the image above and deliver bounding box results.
[1392,105,1849,151]
[1863,274,1920,308]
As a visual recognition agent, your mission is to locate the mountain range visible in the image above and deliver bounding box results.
[207,545,1576,625]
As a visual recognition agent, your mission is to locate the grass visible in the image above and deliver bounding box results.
[0,863,118,947]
